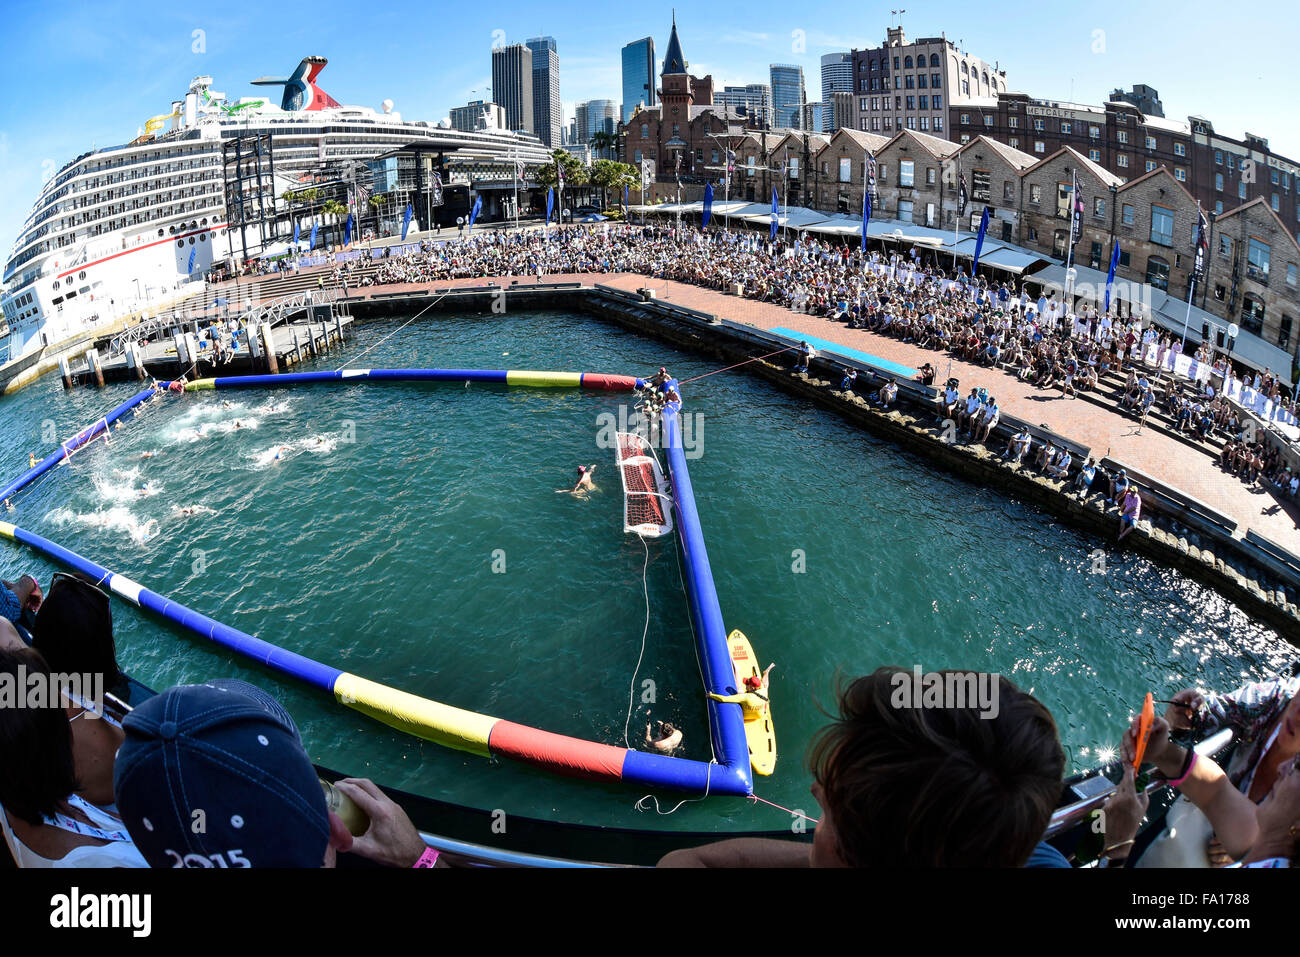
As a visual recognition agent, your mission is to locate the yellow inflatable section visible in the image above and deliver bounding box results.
[332,672,496,757]
[505,370,583,388]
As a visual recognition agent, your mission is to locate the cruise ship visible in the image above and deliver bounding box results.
[1,57,552,370]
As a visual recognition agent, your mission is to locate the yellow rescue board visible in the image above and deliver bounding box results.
[727,629,776,776]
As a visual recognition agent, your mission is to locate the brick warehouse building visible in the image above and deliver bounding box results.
[949,89,1300,234]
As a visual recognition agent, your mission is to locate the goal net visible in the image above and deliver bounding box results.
[615,432,673,539]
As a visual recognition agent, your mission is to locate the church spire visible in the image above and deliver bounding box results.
[663,14,686,76]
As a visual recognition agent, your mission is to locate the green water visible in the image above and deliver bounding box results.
[0,309,1293,834]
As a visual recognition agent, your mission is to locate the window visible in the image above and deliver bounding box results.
[1175,168,1187,182]
[906,95,915,110]
[878,163,888,182]
[918,75,927,89]
[1145,136,1157,150]
[1219,235,1233,259]
[926,167,937,185]
[934,116,943,132]
[1241,294,1266,334]
[1150,205,1174,246]
[1117,154,1129,168]
[984,115,994,128]
[1033,118,1045,132]
[898,199,914,221]
[904,56,913,68]
[1272,169,1280,185]
[1034,141,1046,154]
[1056,182,1072,219]
[894,57,900,70]
[1239,181,1247,200]
[971,168,990,201]
[1216,173,1224,192]
[1289,264,1298,286]
[1174,143,1186,157]
[960,113,970,126]
[641,124,648,138]
[1280,315,1293,350]
[1008,116,1018,129]
[1053,228,1069,257]
[932,73,941,87]
[1272,194,1280,211]
[1089,149,1101,162]
[932,95,942,110]
[1030,184,1043,205]
[906,116,916,130]
[1027,226,1039,243]
[1004,180,1016,201]
[1007,136,1017,149]
[919,95,928,109]
[1227,154,1236,171]
[1146,161,1158,173]
[905,75,914,90]
[1215,150,1223,165]
[1094,197,1106,218]
[1117,131,1129,144]
[1089,126,1100,139]
[838,157,852,183]
[931,55,940,68]
[1122,203,1135,227]
[1248,238,1270,280]
[1062,121,1072,134]
[1146,256,1171,290]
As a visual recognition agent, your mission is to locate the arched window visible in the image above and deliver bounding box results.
[982,72,989,87]
[930,54,940,67]
[904,56,913,68]
[961,62,969,76]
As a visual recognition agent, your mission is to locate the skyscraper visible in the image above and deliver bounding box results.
[491,43,533,134]
[621,37,657,123]
[715,84,772,128]
[525,36,562,148]
[820,52,853,133]
[769,64,806,129]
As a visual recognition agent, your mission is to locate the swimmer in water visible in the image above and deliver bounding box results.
[28,453,37,469]
[645,719,683,755]
[140,451,156,459]
[233,420,242,430]
[273,445,291,461]
[222,400,233,409]
[3,499,12,511]
[556,465,597,496]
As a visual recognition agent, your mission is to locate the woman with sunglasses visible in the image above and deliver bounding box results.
[0,647,146,867]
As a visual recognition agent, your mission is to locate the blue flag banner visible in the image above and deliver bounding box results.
[972,207,991,272]
[308,222,319,251]
[702,183,714,228]
[343,212,353,247]
[401,203,413,241]
[546,187,555,226]
[1104,240,1122,313]
[187,246,196,275]
[292,219,300,247]
[770,186,779,240]
[862,185,872,253]
[623,184,628,214]
[468,195,483,234]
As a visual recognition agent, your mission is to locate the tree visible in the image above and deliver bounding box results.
[590,159,638,212]
[589,130,617,161]
[322,200,348,247]
[535,149,590,215]
[368,195,388,234]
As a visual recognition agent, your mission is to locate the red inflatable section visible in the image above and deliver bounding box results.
[489,721,629,781]
[581,374,640,392]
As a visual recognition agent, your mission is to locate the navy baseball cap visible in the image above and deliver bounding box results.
[113,679,330,868]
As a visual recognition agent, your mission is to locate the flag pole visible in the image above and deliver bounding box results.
[952,153,961,274]
[1181,202,1203,345]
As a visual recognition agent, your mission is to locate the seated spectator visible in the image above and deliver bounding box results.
[872,379,898,409]
[0,573,42,640]
[1073,458,1098,498]
[1118,486,1142,542]
[1046,448,1072,481]
[974,397,999,444]
[0,647,148,867]
[1003,427,1033,465]
[1106,468,1130,507]
[658,669,1065,867]
[114,680,443,868]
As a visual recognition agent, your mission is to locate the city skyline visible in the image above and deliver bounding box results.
[1,0,1296,253]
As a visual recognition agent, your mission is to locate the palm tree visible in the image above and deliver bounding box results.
[282,189,298,242]
[589,130,617,162]
[368,195,388,235]
[322,200,348,247]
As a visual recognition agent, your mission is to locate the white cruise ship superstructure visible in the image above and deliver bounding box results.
[1,57,551,367]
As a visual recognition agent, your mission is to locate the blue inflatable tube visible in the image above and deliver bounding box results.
[0,384,160,505]
[3,522,344,691]
[661,388,753,794]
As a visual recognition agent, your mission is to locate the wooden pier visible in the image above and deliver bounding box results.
[63,293,354,388]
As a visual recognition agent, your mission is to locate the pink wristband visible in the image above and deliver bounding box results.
[413,846,440,868]
[1165,751,1198,789]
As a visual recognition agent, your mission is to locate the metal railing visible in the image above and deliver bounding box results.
[417,831,635,869]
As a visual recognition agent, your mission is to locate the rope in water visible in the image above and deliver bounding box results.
[677,345,800,385]
[622,531,652,749]
[748,793,821,824]
[337,289,452,371]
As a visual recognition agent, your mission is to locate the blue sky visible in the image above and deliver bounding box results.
[0,0,1292,259]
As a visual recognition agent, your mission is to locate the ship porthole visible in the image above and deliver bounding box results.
[199,234,206,242]
[189,237,195,245]
[177,240,184,248]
